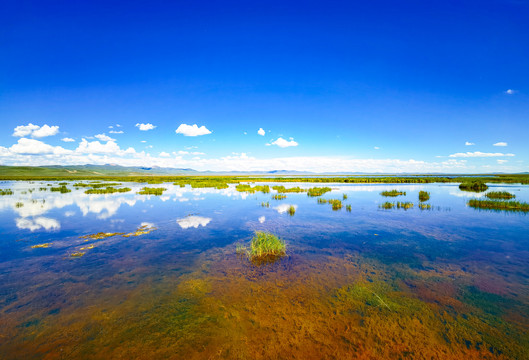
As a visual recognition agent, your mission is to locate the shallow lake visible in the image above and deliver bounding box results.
[0,181,528,359]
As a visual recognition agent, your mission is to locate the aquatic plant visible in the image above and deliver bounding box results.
[346,204,352,212]
[85,187,131,194]
[236,184,270,193]
[329,199,343,210]
[80,232,125,240]
[418,191,430,202]
[485,191,515,200]
[58,182,68,185]
[272,185,305,193]
[15,202,24,208]
[379,202,395,209]
[418,203,432,210]
[380,190,406,197]
[343,193,348,200]
[249,231,286,259]
[467,199,529,212]
[39,187,47,191]
[137,187,167,195]
[50,185,71,193]
[260,201,270,207]
[0,189,14,195]
[287,205,296,216]
[30,243,52,249]
[459,180,488,192]
[307,187,332,197]
[272,194,287,200]
[123,224,157,237]
[396,202,414,210]
[70,252,85,257]
[79,244,95,250]
[317,198,327,204]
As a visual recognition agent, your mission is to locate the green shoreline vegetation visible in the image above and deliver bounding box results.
[467,199,529,212]
[485,191,515,200]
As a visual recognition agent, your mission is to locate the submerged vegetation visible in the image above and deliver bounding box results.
[137,187,167,195]
[237,231,286,263]
[468,199,529,212]
[307,187,332,197]
[485,191,515,200]
[459,180,488,192]
[85,187,131,194]
[380,190,406,197]
[419,191,430,202]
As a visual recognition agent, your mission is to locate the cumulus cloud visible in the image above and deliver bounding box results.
[159,151,170,157]
[62,137,75,142]
[268,137,298,148]
[136,123,156,131]
[10,138,71,155]
[448,151,514,158]
[258,128,265,136]
[497,159,508,164]
[13,123,59,138]
[175,124,211,136]
[95,133,115,142]
[16,217,60,231]
[259,216,266,223]
[109,130,124,134]
[176,216,211,229]
[76,139,121,154]
[374,146,380,150]
[465,142,475,146]
[493,142,507,146]
[504,89,517,95]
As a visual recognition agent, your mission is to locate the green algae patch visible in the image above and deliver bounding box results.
[122,224,157,237]
[70,252,85,257]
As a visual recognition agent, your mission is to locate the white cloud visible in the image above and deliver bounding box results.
[374,146,380,150]
[109,130,124,134]
[159,151,171,157]
[175,124,211,136]
[258,216,265,224]
[268,137,298,148]
[16,217,60,231]
[31,125,59,138]
[136,123,156,131]
[76,139,121,154]
[448,151,514,158]
[493,142,507,147]
[465,142,475,146]
[497,159,508,164]
[258,128,265,136]
[10,138,71,155]
[94,133,115,142]
[62,137,75,142]
[109,125,113,129]
[116,124,122,127]
[504,89,517,95]
[140,140,146,143]
[176,216,211,229]
[13,123,59,138]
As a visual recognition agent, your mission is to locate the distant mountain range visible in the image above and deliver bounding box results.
[0,164,525,178]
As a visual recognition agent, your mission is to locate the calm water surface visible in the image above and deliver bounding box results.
[0,181,528,359]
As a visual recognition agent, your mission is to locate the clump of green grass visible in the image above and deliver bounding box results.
[459,180,488,192]
[418,203,432,210]
[174,179,234,189]
[272,185,305,193]
[39,187,47,191]
[15,202,24,208]
[317,198,343,210]
[380,190,406,197]
[379,202,395,209]
[137,187,167,195]
[346,204,352,212]
[397,201,414,210]
[418,191,430,202]
[307,187,332,197]
[0,189,13,196]
[58,182,68,185]
[236,184,270,193]
[467,199,529,212]
[261,201,270,207]
[85,187,131,194]
[287,205,296,216]
[272,194,287,200]
[343,193,348,200]
[485,191,515,200]
[249,231,286,259]
[74,182,122,188]
[50,185,71,193]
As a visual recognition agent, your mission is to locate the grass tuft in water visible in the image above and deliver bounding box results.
[379,202,395,209]
[236,184,270,193]
[50,185,71,193]
[485,191,515,200]
[85,187,131,194]
[31,243,52,249]
[288,205,296,216]
[419,191,430,202]
[260,201,270,207]
[459,181,488,192]
[0,189,14,195]
[380,190,406,197]
[137,187,167,195]
[418,203,432,210]
[307,187,332,197]
[346,204,352,212]
[272,186,305,193]
[272,194,287,200]
[467,199,529,212]
[249,231,286,259]
[396,202,414,210]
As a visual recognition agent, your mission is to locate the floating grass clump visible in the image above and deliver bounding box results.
[85,187,131,194]
[137,187,166,195]
[0,189,14,195]
[287,205,296,216]
[317,198,343,210]
[80,232,125,240]
[485,191,515,200]
[74,182,122,188]
[397,202,414,210]
[272,194,287,200]
[459,180,488,192]
[31,243,52,249]
[467,199,529,212]
[343,193,348,200]
[379,202,395,209]
[50,185,71,193]
[237,231,286,261]
[272,185,305,193]
[235,184,270,193]
[418,203,432,210]
[307,187,332,197]
[346,204,352,212]
[260,201,269,207]
[419,191,430,202]
[380,190,406,197]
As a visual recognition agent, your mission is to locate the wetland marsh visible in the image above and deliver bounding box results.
[0,179,528,359]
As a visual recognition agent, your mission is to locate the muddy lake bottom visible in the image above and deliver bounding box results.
[0,181,528,359]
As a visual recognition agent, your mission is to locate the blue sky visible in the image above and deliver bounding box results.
[1,0,527,172]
